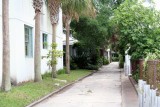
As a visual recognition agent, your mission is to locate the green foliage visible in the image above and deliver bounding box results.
[119,55,124,68]
[57,69,66,75]
[70,59,78,70]
[112,57,119,61]
[71,42,102,70]
[97,57,103,67]
[145,50,160,60]
[42,72,52,79]
[70,2,119,69]
[87,64,99,70]
[103,57,109,65]
[111,0,160,60]
[71,17,108,48]
[70,15,110,70]
[132,68,139,83]
[71,53,90,69]
[0,69,92,107]
[70,63,78,70]
[62,0,88,19]
[143,50,160,72]
[97,0,124,10]
[45,43,63,67]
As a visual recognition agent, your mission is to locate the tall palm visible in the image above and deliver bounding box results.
[1,0,11,91]
[62,0,96,74]
[46,0,61,78]
[33,0,43,82]
[45,0,95,75]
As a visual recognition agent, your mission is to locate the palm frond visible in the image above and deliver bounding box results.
[62,0,96,21]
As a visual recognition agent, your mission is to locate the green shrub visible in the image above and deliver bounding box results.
[70,59,78,70]
[112,57,119,61]
[42,72,52,79]
[70,63,78,70]
[71,54,90,69]
[57,69,66,75]
[86,64,99,70]
[119,55,124,68]
[132,69,139,83]
[103,57,109,65]
[97,57,103,67]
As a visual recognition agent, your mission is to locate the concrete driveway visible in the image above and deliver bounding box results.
[33,62,138,107]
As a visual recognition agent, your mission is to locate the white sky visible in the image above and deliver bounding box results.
[142,0,160,10]
[154,0,160,10]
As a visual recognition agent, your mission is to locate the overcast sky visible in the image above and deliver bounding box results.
[143,0,160,10]
[154,0,160,10]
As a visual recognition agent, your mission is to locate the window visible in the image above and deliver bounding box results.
[25,25,33,57]
[42,33,48,49]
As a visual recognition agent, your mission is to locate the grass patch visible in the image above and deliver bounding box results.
[0,69,92,107]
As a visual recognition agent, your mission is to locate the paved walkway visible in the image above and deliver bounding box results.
[33,62,138,107]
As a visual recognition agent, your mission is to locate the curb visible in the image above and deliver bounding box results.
[26,70,97,107]
[120,68,123,107]
[129,76,138,95]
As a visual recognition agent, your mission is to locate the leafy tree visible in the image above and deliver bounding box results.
[45,43,63,69]
[111,0,160,59]
[33,0,43,82]
[71,15,109,69]
[1,0,11,91]
[62,0,95,74]
[94,0,124,55]
[70,0,122,67]
[45,0,95,75]
[71,17,107,49]
[99,0,124,9]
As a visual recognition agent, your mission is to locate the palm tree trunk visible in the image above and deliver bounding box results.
[65,19,71,74]
[2,0,11,91]
[52,24,57,78]
[34,11,42,82]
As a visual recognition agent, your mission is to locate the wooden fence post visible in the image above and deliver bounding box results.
[153,61,157,89]
[139,59,144,79]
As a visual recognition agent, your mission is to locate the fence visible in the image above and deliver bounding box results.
[138,60,160,107]
[138,80,160,107]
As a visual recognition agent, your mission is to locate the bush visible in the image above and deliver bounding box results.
[103,57,109,65]
[119,55,124,68]
[97,57,103,67]
[70,62,78,70]
[71,53,90,69]
[57,69,66,75]
[70,59,78,70]
[42,72,52,79]
[132,69,139,83]
[86,64,99,70]
[112,57,119,61]
[71,42,103,70]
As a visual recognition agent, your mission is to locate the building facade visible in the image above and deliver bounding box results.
[0,0,63,85]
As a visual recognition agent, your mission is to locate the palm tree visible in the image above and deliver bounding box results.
[45,0,95,75]
[33,0,43,82]
[62,0,96,74]
[1,0,11,91]
[46,0,61,78]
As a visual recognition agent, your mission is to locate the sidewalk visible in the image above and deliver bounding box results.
[121,72,139,107]
[32,62,138,107]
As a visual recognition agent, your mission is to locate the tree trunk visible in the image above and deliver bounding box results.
[65,20,71,74]
[34,11,42,82]
[52,24,57,78]
[2,0,11,91]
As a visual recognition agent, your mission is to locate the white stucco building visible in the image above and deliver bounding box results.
[0,0,63,85]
